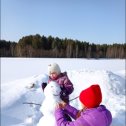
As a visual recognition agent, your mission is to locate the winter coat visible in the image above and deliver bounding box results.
[49,72,74,103]
[55,104,112,126]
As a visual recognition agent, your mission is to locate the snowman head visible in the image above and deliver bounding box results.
[44,81,61,98]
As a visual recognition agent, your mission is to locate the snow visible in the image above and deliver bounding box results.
[1,58,125,126]
[37,81,62,126]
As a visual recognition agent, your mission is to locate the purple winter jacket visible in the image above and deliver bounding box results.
[49,72,74,103]
[55,104,112,126]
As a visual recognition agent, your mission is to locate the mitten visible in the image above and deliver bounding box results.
[41,82,47,91]
[60,90,67,97]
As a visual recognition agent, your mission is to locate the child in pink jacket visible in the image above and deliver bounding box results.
[42,63,74,103]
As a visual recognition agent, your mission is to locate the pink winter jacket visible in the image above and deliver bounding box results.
[49,72,74,102]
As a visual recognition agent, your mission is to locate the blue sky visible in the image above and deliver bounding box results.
[1,0,125,44]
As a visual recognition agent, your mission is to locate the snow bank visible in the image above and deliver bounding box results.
[1,70,125,126]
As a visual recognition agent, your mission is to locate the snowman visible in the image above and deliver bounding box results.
[37,81,62,126]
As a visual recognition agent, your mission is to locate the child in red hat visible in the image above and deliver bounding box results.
[55,84,112,126]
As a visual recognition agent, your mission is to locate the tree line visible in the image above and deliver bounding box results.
[0,34,125,58]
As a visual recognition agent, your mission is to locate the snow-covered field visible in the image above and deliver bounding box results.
[1,58,125,126]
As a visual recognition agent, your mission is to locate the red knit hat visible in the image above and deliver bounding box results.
[79,84,102,108]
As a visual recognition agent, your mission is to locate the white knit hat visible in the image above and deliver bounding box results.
[48,63,61,75]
